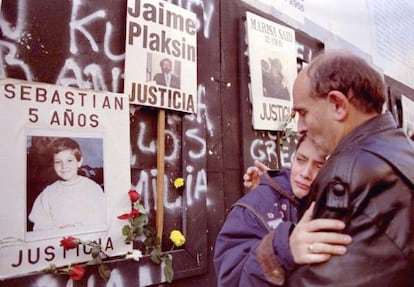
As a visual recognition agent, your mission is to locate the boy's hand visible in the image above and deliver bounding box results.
[243,160,269,189]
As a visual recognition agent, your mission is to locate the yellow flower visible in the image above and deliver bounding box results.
[173,177,184,189]
[169,230,185,247]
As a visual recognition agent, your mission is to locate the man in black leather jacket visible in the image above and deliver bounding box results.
[288,49,414,286]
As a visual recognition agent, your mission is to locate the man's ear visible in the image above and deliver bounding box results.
[326,90,349,121]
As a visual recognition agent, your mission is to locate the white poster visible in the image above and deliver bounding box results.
[246,12,297,131]
[368,0,414,89]
[124,0,198,114]
[0,78,131,278]
[401,95,414,141]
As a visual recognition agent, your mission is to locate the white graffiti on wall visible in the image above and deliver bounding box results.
[132,117,198,163]
[56,0,124,91]
[57,58,93,89]
[0,0,215,91]
[69,0,106,55]
[249,131,278,163]
[0,39,33,80]
[0,0,32,80]
[280,135,297,168]
[131,103,208,210]
[184,164,207,206]
[187,84,215,136]
[186,128,206,159]
[167,0,215,39]
[131,166,207,211]
[248,131,297,168]
[250,138,278,163]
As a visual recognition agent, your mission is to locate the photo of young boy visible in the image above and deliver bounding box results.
[27,136,106,233]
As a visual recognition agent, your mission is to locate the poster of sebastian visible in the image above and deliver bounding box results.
[0,78,131,278]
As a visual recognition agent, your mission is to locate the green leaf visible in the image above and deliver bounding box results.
[122,225,131,236]
[125,235,134,244]
[135,203,147,214]
[91,246,101,259]
[134,226,143,236]
[133,214,148,228]
[151,253,162,264]
[98,264,111,282]
[164,255,174,283]
[285,128,294,138]
[150,249,162,264]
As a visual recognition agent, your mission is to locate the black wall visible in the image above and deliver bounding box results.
[0,0,412,286]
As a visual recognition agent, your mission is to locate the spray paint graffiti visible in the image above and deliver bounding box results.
[0,0,215,91]
[131,165,207,211]
[246,130,298,169]
[130,108,208,210]
[167,0,215,39]
[0,0,216,285]
[249,132,278,163]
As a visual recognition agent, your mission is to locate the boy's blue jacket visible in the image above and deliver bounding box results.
[214,168,299,287]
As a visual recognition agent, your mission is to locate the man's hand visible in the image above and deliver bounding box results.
[290,202,352,264]
[243,160,270,189]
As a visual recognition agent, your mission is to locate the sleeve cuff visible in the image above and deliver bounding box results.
[274,221,297,272]
[256,230,285,285]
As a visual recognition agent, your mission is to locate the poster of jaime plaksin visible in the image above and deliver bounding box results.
[124,0,198,114]
[0,78,131,278]
[26,135,105,239]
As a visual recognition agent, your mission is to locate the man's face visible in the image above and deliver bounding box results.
[292,71,335,155]
[161,60,172,73]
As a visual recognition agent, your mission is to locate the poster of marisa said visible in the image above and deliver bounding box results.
[0,78,131,278]
[246,11,297,131]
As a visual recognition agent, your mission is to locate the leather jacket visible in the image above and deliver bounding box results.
[287,112,414,286]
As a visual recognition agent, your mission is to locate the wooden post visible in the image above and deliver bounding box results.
[156,109,165,243]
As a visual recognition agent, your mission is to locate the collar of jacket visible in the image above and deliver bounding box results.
[330,111,397,157]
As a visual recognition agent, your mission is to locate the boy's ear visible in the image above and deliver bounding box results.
[78,156,84,167]
[326,90,349,121]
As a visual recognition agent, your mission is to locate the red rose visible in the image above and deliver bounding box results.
[68,264,85,281]
[117,213,130,220]
[130,208,139,218]
[128,189,140,203]
[118,208,139,219]
[60,237,79,250]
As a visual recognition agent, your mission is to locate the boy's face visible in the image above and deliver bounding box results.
[53,149,82,182]
[289,138,326,199]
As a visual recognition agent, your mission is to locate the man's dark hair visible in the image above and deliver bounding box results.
[160,58,172,69]
[306,50,386,114]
